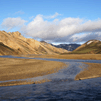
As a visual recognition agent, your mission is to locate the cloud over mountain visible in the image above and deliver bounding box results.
[1,17,27,30]
[1,13,101,43]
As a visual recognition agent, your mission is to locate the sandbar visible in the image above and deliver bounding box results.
[0,57,67,86]
[28,54,101,60]
[75,62,101,80]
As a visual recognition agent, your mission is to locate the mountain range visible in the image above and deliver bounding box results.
[0,30,101,56]
[52,44,81,51]
[0,31,68,56]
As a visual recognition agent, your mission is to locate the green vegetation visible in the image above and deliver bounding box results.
[72,48,97,54]
[71,40,101,54]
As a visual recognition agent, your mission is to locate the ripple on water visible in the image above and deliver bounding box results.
[0,57,101,100]
[1,78,101,100]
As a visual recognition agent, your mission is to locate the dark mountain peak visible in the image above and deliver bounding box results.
[53,43,81,51]
[40,40,47,43]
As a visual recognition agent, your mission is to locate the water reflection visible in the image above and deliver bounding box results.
[1,78,101,100]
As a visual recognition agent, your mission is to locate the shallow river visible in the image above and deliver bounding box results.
[0,56,101,101]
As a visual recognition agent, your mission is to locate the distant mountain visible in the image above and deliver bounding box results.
[71,40,101,54]
[0,30,68,56]
[52,44,81,51]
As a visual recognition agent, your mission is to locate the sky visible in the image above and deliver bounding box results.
[0,0,101,45]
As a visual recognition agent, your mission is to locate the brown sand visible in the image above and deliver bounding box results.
[0,79,51,86]
[28,54,101,60]
[75,62,101,80]
[0,57,67,86]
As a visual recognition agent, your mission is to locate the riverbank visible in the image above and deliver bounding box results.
[0,57,67,86]
[75,62,101,80]
[28,54,101,60]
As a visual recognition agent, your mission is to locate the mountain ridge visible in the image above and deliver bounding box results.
[52,43,81,51]
[71,39,101,54]
[0,30,68,55]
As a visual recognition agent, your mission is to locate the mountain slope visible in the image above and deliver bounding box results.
[0,31,68,55]
[72,40,101,54]
[0,42,19,55]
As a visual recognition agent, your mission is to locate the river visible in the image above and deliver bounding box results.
[0,56,101,101]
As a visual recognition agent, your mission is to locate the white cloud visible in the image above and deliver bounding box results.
[15,10,25,15]
[57,18,101,37]
[44,12,61,19]
[29,16,34,20]
[22,15,101,42]
[21,15,60,40]
[1,14,101,43]
[1,17,27,30]
[56,32,101,43]
[53,19,59,23]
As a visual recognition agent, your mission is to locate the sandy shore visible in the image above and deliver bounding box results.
[0,55,101,86]
[28,54,101,60]
[75,62,101,80]
[0,79,51,86]
[0,57,67,86]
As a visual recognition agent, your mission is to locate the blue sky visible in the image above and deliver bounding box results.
[0,0,101,44]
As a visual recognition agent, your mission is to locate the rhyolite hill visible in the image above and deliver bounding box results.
[71,40,101,54]
[0,31,68,56]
